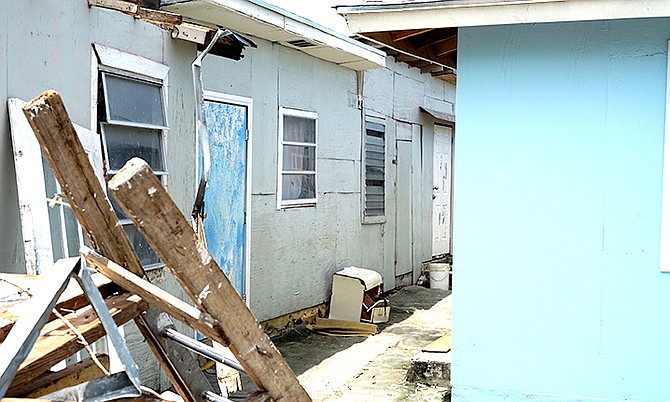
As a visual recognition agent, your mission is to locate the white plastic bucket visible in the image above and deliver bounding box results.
[429,263,450,290]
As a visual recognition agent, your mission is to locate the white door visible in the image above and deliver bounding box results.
[432,125,453,256]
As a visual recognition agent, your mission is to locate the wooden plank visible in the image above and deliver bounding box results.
[306,318,378,337]
[0,273,117,343]
[389,29,433,42]
[88,0,183,25]
[422,332,452,353]
[108,158,312,402]
[22,91,206,402]
[22,90,145,277]
[432,35,458,56]
[81,246,223,347]
[17,355,110,397]
[7,294,148,393]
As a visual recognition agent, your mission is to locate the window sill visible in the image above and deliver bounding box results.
[279,202,317,210]
[362,215,386,225]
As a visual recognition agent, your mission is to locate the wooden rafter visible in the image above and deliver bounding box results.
[410,27,457,50]
[389,28,433,42]
[363,31,457,69]
[433,36,458,57]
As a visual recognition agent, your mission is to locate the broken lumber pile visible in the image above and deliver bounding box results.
[0,90,312,402]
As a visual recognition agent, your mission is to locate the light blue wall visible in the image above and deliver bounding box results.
[454,18,670,401]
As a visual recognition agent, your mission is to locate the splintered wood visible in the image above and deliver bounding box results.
[21,90,212,402]
[10,90,312,401]
[6,294,148,396]
[21,90,144,277]
[108,157,311,401]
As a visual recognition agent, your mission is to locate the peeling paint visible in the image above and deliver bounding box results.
[197,283,211,303]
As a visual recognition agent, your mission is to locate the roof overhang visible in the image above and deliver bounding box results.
[337,0,670,31]
[162,0,386,70]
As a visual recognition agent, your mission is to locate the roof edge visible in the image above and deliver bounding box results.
[164,0,386,69]
[337,0,670,31]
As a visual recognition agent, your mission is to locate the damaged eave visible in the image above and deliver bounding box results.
[172,22,257,60]
[336,0,670,32]
[89,0,184,26]
[161,0,386,70]
[89,0,255,60]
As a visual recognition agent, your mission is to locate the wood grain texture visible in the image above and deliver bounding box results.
[21,90,144,277]
[109,158,311,402]
[21,354,110,397]
[82,246,222,346]
[22,90,205,402]
[7,293,148,393]
[0,273,117,343]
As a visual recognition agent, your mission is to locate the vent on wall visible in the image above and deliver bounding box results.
[286,39,317,48]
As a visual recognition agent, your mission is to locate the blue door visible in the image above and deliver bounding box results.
[203,100,248,297]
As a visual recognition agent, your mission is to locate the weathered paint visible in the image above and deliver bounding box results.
[0,0,198,390]
[453,18,670,401]
[202,45,455,320]
[203,100,248,297]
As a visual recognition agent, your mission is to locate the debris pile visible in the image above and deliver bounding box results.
[0,91,312,402]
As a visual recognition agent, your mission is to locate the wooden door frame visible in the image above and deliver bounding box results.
[202,90,253,306]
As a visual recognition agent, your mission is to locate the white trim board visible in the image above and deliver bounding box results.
[93,43,169,81]
[337,0,670,32]
[9,98,104,275]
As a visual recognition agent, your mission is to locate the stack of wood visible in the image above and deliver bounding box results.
[0,272,146,398]
[0,91,312,402]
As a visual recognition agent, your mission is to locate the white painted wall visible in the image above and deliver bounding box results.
[202,43,455,320]
[0,0,198,390]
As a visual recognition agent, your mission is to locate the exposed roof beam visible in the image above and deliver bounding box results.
[362,31,456,70]
[410,27,457,50]
[389,28,434,42]
[358,33,456,72]
[432,35,458,56]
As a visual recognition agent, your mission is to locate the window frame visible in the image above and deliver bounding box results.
[361,114,387,224]
[93,44,169,271]
[277,107,318,209]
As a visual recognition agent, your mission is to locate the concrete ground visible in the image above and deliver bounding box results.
[230,285,452,401]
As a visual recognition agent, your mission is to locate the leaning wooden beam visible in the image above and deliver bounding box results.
[22,90,144,277]
[22,90,211,402]
[82,247,222,345]
[109,158,312,402]
[7,294,147,393]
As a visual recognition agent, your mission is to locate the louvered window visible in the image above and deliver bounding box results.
[364,121,385,216]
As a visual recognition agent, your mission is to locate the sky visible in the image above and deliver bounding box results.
[264,0,352,35]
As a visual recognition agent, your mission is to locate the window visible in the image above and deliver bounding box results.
[363,120,386,218]
[278,107,317,208]
[94,44,169,269]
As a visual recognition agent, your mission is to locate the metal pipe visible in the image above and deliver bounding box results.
[191,29,233,219]
[202,390,234,402]
[161,328,246,374]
